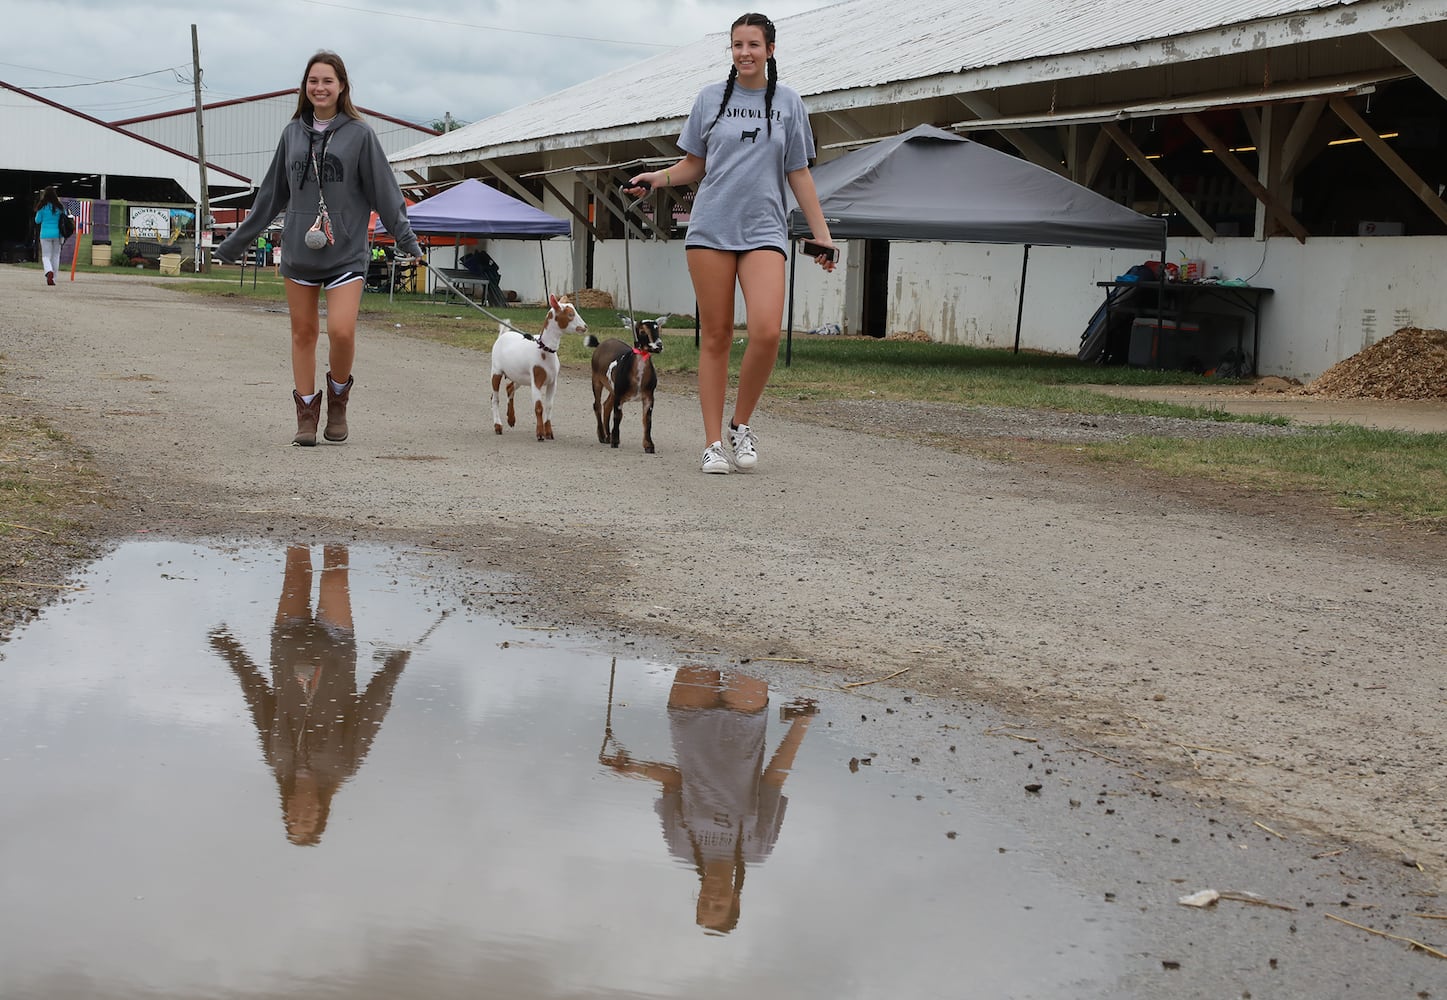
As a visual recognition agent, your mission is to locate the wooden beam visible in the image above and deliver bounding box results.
[1083,127,1113,188]
[479,159,544,209]
[1280,99,1327,179]
[1328,95,1447,227]
[1102,123,1214,241]
[1372,28,1447,103]
[539,176,601,242]
[1182,112,1308,243]
[576,173,650,242]
[954,94,1066,175]
[1239,107,1262,148]
[824,110,870,142]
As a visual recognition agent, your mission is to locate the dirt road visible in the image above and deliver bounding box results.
[4,266,1445,883]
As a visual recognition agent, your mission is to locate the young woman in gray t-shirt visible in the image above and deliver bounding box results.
[627,12,836,475]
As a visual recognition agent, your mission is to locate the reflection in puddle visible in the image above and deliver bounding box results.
[0,541,1126,999]
[208,544,431,845]
[601,663,817,934]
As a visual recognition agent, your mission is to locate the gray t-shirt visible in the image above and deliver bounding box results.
[677,79,815,253]
[655,705,787,866]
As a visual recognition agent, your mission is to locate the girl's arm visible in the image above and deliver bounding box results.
[625,154,706,196]
[216,136,291,262]
[786,167,836,270]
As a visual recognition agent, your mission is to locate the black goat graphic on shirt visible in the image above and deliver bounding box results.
[740,127,761,143]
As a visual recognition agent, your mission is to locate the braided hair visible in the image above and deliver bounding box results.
[711,13,777,137]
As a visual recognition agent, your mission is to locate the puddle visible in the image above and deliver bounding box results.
[0,541,1131,998]
[2,542,1433,999]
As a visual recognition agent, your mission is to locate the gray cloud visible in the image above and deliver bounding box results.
[7,0,828,127]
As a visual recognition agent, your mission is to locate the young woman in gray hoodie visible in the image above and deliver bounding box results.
[218,51,423,446]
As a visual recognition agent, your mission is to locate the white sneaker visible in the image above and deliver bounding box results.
[728,423,758,471]
[701,441,732,474]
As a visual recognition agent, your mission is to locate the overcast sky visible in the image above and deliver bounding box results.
[5,0,832,128]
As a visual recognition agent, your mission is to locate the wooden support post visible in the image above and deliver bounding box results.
[1328,96,1447,228]
[1182,113,1309,243]
[1103,123,1215,241]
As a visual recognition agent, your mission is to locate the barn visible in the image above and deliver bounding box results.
[387,0,1447,380]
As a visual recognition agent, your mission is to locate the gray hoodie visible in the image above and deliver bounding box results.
[217,112,421,279]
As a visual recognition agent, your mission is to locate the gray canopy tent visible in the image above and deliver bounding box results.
[784,123,1168,361]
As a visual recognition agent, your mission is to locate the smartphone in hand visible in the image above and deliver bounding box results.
[800,240,838,263]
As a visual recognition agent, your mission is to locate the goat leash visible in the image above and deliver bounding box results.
[413,259,537,339]
[619,181,651,328]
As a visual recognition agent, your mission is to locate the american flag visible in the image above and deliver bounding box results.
[61,198,92,234]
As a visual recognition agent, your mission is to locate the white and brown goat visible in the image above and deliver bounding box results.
[490,294,587,441]
[586,315,665,453]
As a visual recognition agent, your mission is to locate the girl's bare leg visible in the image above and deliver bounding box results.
[731,250,786,428]
[320,280,363,383]
[687,248,741,447]
[284,280,323,394]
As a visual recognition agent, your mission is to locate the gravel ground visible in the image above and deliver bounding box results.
[3,265,1445,887]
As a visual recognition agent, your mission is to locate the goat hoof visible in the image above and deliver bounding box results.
[494,424,503,435]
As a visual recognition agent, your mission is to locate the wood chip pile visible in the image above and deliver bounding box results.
[569,288,615,310]
[1307,326,1447,399]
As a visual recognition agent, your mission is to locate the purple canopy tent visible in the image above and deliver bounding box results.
[395,178,570,237]
[376,178,570,301]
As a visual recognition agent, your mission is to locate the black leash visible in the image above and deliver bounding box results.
[414,258,537,339]
[619,181,652,328]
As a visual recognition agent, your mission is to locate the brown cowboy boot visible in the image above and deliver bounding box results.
[324,371,353,442]
[292,389,322,446]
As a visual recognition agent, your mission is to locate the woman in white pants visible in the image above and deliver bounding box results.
[33,187,65,286]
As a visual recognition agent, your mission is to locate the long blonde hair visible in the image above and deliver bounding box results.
[292,51,362,122]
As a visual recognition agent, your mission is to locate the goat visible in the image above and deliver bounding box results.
[490,294,588,441]
[586,314,665,453]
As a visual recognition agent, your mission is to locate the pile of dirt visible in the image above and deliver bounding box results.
[569,288,615,310]
[1308,326,1447,399]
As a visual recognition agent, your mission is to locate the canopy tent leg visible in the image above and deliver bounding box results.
[1013,243,1031,354]
[786,242,799,366]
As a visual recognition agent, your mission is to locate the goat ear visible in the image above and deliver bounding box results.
[653,316,668,327]
[549,293,560,311]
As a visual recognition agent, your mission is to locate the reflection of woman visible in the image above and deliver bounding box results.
[208,544,409,845]
[601,665,816,933]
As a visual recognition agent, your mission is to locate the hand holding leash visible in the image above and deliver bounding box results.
[621,178,652,213]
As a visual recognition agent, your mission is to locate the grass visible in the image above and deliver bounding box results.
[0,407,103,557]
[72,263,1447,530]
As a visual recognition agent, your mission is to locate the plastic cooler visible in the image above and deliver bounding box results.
[1128,317,1202,370]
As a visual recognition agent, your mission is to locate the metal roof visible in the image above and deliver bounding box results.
[0,81,251,197]
[391,0,1443,170]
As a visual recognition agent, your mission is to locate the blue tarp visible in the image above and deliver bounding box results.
[381,178,570,238]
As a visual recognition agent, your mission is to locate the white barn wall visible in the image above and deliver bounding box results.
[487,233,1447,381]
[455,239,583,305]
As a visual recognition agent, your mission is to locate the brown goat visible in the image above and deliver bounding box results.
[588,315,665,453]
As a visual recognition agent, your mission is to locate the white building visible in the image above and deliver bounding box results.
[115,90,436,192]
